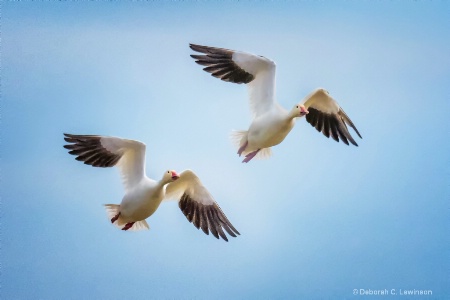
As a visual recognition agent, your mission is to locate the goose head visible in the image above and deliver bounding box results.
[291,104,309,118]
[162,170,180,184]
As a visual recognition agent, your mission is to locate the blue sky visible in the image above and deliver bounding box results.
[2,1,449,299]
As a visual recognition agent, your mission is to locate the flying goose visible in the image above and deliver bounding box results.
[63,133,239,241]
[190,44,362,163]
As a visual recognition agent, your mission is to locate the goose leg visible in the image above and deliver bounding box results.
[111,212,121,223]
[237,141,248,156]
[122,222,135,231]
[242,149,260,163]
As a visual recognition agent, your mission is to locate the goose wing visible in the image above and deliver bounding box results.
[190,43,276,118]
[302,89,362,146]
[63,133,147,191]
[165,170,239,242]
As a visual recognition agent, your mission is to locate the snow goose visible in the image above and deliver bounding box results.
[190,44,362,163]
[63,133,239,241]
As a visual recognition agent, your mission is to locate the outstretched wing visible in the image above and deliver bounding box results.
[190,43,276,118]
[63,133,147,191]
[165,170,240,242]
[302,89,362,146]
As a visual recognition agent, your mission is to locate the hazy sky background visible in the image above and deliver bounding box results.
[2,1,449,299]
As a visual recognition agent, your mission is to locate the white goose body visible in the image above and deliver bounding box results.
[190,44,362,163]
[244,104,295,153]
[118,178,163,223]
[64,134,240,241]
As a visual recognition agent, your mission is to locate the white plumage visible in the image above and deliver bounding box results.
[63,134,239,241]
[190,44,362,163]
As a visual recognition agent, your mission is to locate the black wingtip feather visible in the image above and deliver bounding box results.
[189,43,255,84]
[178,193,238,242]
[306,108,361,147]
[63,133,122,168]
